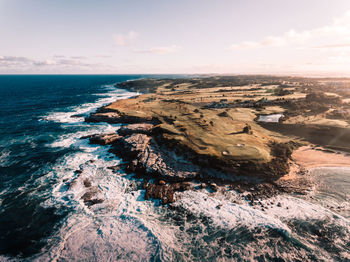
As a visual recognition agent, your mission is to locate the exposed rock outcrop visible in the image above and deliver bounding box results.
[85,112,123,124]
[118,123,154,136]
[143,180,192,204]
[112,134,199,181]
[80,187,104,207]
[81,133,121,145]
[85,110,160,125]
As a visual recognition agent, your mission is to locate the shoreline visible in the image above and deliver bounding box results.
[291,146,350,169]
[281,145,350,184]
[82,77,350,203]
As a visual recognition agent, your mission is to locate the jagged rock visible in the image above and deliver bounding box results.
[158,180,166,185]
[81,189,96,201]
[144,181,192,204]
[245,193,253,201]
[80,188,104,207]
[127,160,138,172]
[145,183,175,204]
[86,111,159,125]
[83,179,91,188]
[85,112,122,124]
[122,134,152,154]
[81,133,121,145]
[178,182,191,191]
[118,123,154,136]
[200,183,207,189]
[84,198,104,207]
[210,183,218,192]
[115,134,199,181]
[142,179,149,189]
[71,113,85,118]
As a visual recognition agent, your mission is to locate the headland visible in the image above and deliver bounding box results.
[83,76,350,204]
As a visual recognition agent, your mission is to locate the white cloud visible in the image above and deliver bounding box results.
[0,55,120,74]
[312,43,350,50]
[0,56,31,64]
[133,45,180,54]
[0,56,92,69]
[113,31,138,46]
[230,29,312,50]
[230,10,350,50]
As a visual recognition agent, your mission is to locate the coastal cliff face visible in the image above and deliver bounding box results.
[83,76,350,203]
[82,123,298,203]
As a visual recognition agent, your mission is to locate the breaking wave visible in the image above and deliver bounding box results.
[1,76,350,261]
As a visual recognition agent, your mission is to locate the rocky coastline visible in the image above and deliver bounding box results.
[81,106,307,205]
[80,75,350,205]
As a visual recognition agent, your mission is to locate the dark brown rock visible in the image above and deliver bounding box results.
[114,134,199,181]
[83,179,92,188]
[82,133,121,145]
[86,111,160,125]
[84,198,104,207]
[118,123,154,136]
[144,181,193,204]
[210,183,218,192]
[85,112,122,124]
[80,188,103,207]
[158,180,166,185]
[142,179,149,189]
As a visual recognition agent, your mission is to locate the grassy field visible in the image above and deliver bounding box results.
[103,76,350,172]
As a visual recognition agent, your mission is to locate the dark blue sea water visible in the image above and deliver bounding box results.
[0,75,145,258]
[0,75,350,261]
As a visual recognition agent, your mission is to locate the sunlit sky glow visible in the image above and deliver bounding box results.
[1,0,350,75]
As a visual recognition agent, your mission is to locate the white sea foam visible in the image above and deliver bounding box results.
[30,85,350,261]
[32,86,170,261]
[174,189,350,228]
[174,190,290,231]
[47,216,160,262]
[167,189,350,261]
[49,124,119,149]
[37,148,166,261]
[42,86,137,124]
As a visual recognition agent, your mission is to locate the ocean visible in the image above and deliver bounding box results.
[0,75,349,261]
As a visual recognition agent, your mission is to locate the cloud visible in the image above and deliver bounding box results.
[132,45,180,54]
[0,55,120,74]
[230,10,350,50]
[53,55,66,58]
[0,55,92,69]
[113,31,138,46]
[70,56,87,59]
[0,56,31,63]
[230,29,311,50]
[312,43,350,49]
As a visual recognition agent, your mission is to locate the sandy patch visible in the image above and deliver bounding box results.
[292,146,350,169]
[281,145,350,182]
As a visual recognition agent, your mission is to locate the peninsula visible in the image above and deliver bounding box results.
[84,76,350,203]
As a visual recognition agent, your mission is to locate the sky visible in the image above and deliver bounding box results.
[1,0,350,75]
